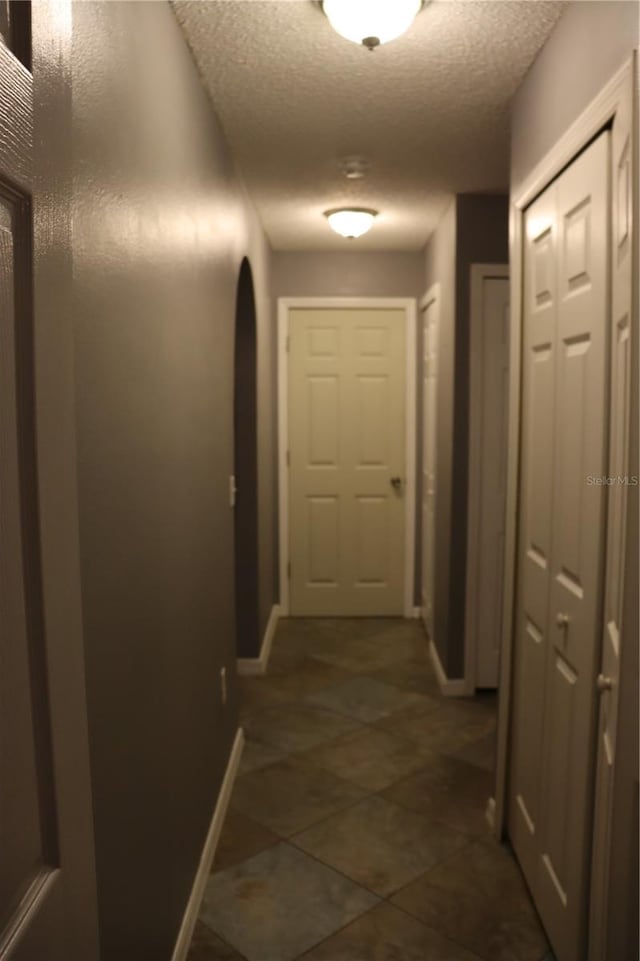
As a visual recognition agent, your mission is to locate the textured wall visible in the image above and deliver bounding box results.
[511,0,639,188]
[71,3,274,957]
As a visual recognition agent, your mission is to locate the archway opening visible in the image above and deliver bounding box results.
[233,258,259,658]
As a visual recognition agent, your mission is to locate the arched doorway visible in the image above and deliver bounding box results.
[233,258,259,658]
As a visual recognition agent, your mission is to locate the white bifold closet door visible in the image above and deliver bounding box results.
[509,130,610,961]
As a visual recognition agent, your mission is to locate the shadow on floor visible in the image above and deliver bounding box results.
[187,618,551,961]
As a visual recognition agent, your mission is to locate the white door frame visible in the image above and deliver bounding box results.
[278,296,417,618]
[418,283,439,636]
[494,57,636,841]
[464,263,509,695]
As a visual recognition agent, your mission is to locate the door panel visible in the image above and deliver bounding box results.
[0,157,68,961]
[0,193,54,934]
[356,375,389,465]
[308,375,339,465]
[289,308,405,616]
[355,495,389,585]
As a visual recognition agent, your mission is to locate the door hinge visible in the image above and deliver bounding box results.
[287,561,291,579]
[286,450,290,467]
[286,335,290,352]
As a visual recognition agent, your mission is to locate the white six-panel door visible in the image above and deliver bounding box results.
[509,130,609,961]
[421,293,438,637]
[288,308,406,616]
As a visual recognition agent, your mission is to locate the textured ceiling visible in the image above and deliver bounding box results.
[173,0,566,251]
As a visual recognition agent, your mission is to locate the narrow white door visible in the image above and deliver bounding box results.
[509,176,558,889]
[288,308,406,616]
[472,271,510,688]
[510,130,609,961]
[421,294,438,636]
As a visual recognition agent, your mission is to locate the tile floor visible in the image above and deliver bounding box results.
[187,618,553,961]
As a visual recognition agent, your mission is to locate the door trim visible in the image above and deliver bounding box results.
[494,56,637,844]
[418,284,439,637]
[463,263,509,695]
[277,296,417,618]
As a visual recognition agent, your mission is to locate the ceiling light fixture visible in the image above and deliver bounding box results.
[324,208,378,239]
[322,0,423,50]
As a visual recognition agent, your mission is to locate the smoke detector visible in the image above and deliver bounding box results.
[339,156,371,180]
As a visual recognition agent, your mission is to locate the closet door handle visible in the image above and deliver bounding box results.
[596,674,613,693]
[555,612,570,629]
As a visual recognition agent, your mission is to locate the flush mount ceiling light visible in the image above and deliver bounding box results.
[324,208,378,239]
[322,0,423,50]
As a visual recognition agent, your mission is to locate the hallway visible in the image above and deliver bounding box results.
[1,2,637,958]
[188,619,551,961]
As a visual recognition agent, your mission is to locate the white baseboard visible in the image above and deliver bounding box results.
[171,727,245,961]
[485,796,496,831]
[410,606,422,619]
[237,604,280,676]
[428,639,471,697]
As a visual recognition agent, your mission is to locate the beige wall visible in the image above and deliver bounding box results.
[72,3,274,957]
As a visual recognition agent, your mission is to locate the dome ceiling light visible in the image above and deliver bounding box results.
[322,0,424,51]
[324,208,378,239]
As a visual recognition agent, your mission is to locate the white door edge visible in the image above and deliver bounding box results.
[464,263,509,696]
[277,296,417,619]
[419,282,440,641]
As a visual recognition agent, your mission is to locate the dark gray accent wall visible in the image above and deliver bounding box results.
[450,195,509,677]
[511,1,639,188]
[272,250,425,300]
[71,3,274,958]
[424,196,508,678]
[234,259,260,658]
[271,249,425,606]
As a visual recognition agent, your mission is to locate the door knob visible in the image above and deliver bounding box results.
[596,674,613,693]
[390,476,403,491]
[555,612,570,629]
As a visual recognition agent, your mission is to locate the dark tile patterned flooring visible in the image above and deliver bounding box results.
[188,618,552,961]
